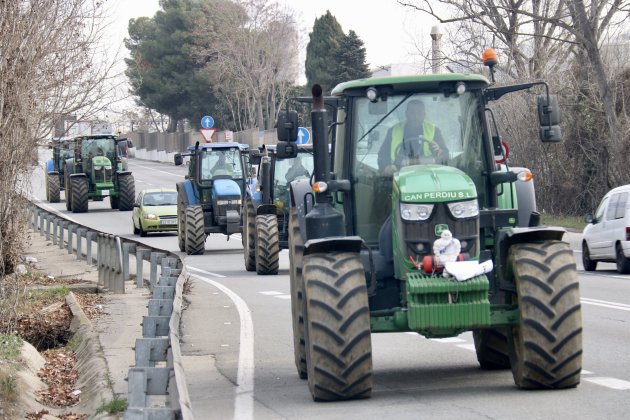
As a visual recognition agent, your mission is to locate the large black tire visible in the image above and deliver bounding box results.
[243,198,256,271]
[581,241,597,271]
[185,205,205,255]
[289,208,307,379]
[70,177,89,213]
[302,252,372,401]
[507,240,582,389]
[118,174,135,211]
[473,328,510,370]
[64,173,72,211]
[177,198,186,252]
[616,243,630,274]
[255,214,279,275]
[47,175,60,203]
[110,196,119,209]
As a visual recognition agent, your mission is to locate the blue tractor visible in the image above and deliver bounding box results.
[45,137,75,203]
[243,145,314,274]
[174,142,249,255]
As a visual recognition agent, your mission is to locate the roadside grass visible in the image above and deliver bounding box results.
[96,396,128,414]
[0,333,23,360]
[541,213,586,232]
[0,334,23,402]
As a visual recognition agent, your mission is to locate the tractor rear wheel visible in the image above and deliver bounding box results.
[507,240,582,389]
[118,174,135,211]
[243,198,256,271]
[65,173,72,211]
[70,177,89,213]
[303,252,373,401]
[255,214,279,275]
[47,175,60,203]
[473,328,510,370]
[289,208,307,379]
[185,205,205,255]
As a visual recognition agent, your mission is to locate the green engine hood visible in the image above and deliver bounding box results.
[92,155,112,168]
[396,165,477,203]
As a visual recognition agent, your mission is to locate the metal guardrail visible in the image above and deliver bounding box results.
[28,203,193,419]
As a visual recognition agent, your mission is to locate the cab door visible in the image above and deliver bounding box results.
[589,193,617,258]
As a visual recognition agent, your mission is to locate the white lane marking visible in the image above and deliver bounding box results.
[186,270,254,420]
[274,295,291,300]
[582,370,594,375]
[581,298,630,312]
[584,377,630,390]
[186,265,226,278]
[429,337,466,343]
[260,291,283,296]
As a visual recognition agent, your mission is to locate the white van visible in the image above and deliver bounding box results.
[582,184,630,273]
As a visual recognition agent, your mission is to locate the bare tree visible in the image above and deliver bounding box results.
[0,0,125,275]
[193,0,299,131]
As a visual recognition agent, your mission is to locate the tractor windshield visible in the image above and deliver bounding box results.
[199,149,243,181]
[273,151,314,204]
[81,138,116,161]
[351,91,486,243]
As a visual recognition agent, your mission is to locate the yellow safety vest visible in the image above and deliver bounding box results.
[390,121,436,160]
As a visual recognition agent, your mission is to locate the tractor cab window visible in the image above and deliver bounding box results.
[351,92,485,244]
[273,152,314,203]
[82,138,115,162]
[200,149,243,181]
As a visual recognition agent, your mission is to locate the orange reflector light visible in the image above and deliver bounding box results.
[482,48,498,66]
[312,181,328,193]
[517,169,533,182]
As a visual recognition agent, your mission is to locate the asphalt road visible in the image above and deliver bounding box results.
[30,151,630,419]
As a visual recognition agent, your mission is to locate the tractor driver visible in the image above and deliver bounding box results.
[285,156,309,183]
[210,152,233,177]
[377,99,449,175]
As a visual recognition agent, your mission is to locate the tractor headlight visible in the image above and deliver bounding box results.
[144,213,157,220]
[400,203,434,221]
[447,199,479,218]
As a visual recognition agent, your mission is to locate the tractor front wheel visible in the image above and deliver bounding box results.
[303,252,373,401]
[64,173,72,211]
[47,174,60,203]
[177,198,186,252]
[70,177,89,213]
[118,174,135,211]
[289,208,307,379]
[507,240,582,389]
[243,198,256,271]
[185,205,205,255]
[255,214,279,275]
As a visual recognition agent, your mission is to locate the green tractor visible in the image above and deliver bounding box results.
[243,145,314,274]
[64,134,135,213]
[276,57,581,400]
[45,137,75,203]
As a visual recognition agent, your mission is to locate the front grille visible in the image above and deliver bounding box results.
[160,215,177,220]
[398,202,479,260]
[94,167,112,183]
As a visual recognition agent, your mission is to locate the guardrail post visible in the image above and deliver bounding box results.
[45,214,51,241]
[76,228,86,260]
[67,224,76,255]
[86,231,97,265]
[52,217,59,245]
[135,248,152,288]
[113,236,124,294]
[142,316,171,337]
[97,233,105,288]
[150,252,167,290]
[38,210,45,235]
[147,300,174,317]
[134,338,169,367]
[122,242,136,282]
[29,206,36,230]
[58,221,68,250]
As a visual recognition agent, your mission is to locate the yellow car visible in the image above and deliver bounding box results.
[132,188,178,237]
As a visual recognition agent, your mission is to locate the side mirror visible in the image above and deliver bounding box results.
[126,140,134,149]
[276,141,298,159]
[585,213,594,224]
[538,94,561,143]
[174,153,183,166]
[276,110,298,142]
[490,170,517,187]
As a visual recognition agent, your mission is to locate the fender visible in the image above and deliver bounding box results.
[289,178,314,242]
[304,236,363,256]
[177,179,199,206]
[69,173,88,179]
[256,204,277,216]
[116,170,132,176]
[46,159,55,174]
[495,226,566,292]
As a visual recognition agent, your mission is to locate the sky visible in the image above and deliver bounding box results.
[105,0,439,73]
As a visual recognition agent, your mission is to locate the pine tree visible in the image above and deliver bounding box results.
[305,11,345,94]
[331,30,371,88]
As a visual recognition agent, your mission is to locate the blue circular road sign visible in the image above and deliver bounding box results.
[296,127,310,144]
[201,115,214,129]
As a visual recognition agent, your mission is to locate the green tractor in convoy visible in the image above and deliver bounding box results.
[243,145,314,274]
[276,53,582,401]
[63,134,135,213]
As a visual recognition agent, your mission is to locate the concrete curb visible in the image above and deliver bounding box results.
[66,292,116,417]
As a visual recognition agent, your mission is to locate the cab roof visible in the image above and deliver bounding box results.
[331,73,490,96]
[185,142,248,152]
